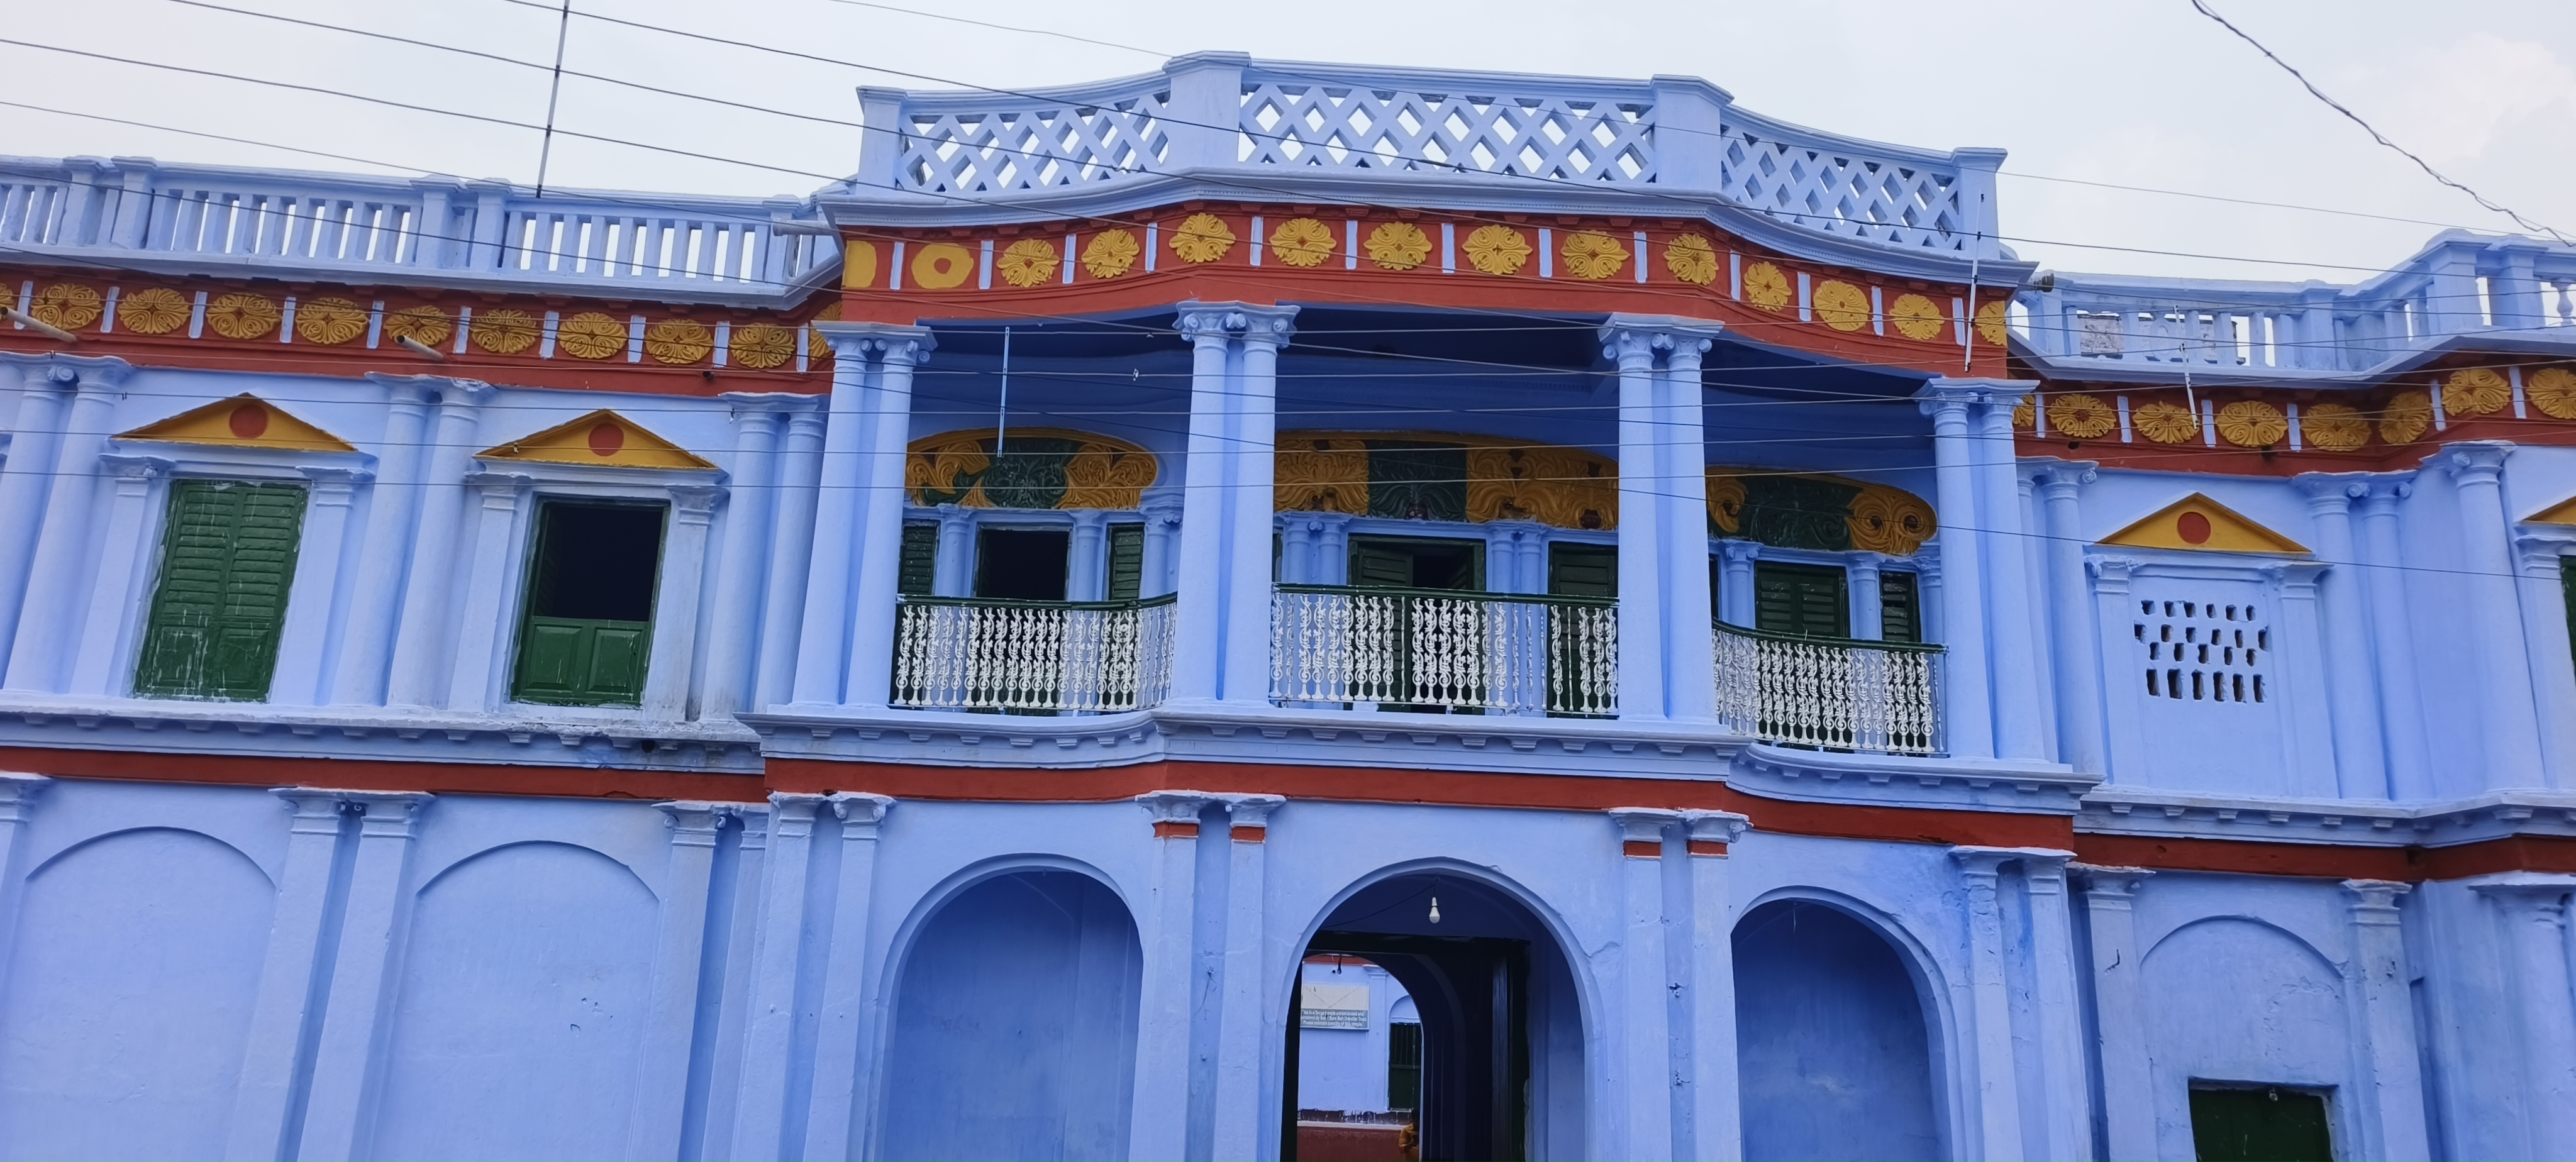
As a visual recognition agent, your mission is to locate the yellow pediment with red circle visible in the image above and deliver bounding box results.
[478,409,715,470]
[2526,495,2576,526]
[2101,494,2307,555]
[116,394,355,453]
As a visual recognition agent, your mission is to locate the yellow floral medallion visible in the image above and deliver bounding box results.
[206,292,281,341]
[1171,213,1235,264]
[2133,401,2200,445]
[2379,390,2432,444]
[1463,224,1531,275]
[29,284,102,331]
[2216,399,2289,448]
[910,243,974,290]
[294,296,367,346]
[1560,231,1626,280]
[997,238,1061,288]
[729,324,795,370]
[2299,403,2369,451]
[558,311,628,360]
[645,319,714,365]
[2527,367,2576,419]
[470,308,540,355]
[2051,393,2117,440]
[116,287,191,335]
[2012,395,2036,430]
[1741,262,1791,312]
[382,304,452,348]
[1082,229,1140,280]
[1974,299,2010,348]
[1664,234,1718,285]
[1888,292,1945,341]
[1813,280,1869,331]
[2440,367,2509,418]
[1366,222,1432,271]
[1269,218,1334,268]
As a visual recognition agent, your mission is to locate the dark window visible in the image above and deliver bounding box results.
[1879,572,1921,643]
[2189,1085,2331,1162]
[1386,1021,1422,1112]
[513,500,665,706]
[134,479,308,700]
[1106,524,1146,600]
[2563,556,2575,676]
[1548,543,1616,598]
[1755,562,1848,639]
[1349,536,1482,591]
[975,528,1069,600]
[897,521,938,596]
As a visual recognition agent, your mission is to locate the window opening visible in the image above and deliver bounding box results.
[1878,572,1921,643]
[1349,536,1483,591]
[511,499,665,706]
[1547,543,1615,599]
[2188,1084,2331,1162]
[974,528,1069,600]
[1754,561,1848,639]
[1106,524,1146,600]
[133,479,308,700]
[2133,595,2268,707]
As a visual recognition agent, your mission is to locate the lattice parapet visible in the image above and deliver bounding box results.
[894,91,1174,193]
[1238,72,1655,184]
[1714,109,1987,254]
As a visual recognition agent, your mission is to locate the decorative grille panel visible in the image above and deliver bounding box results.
[2132,595,2269,707]
[1717,127,1967,252]
[897,93,1174,192]
[1271,586,1616,716]
[1238,81,1654,183]
[1712,622,1941,755]
[891,595,1175,712]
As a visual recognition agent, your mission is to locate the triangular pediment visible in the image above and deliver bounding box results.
[479,409,714,470]
[2101,494,2307,555]
[117,394,355,453]
[2526,495,2576,526]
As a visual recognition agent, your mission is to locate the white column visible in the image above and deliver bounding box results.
[6,358,131,691]
[67,454,170,696]
[1067,509,1109,601]
[386,380,494,707]
[225,790,348,1161]
[932,504,974,597]
[2438,443,2546,787]
[1130,790,1214,1161]
[2357,480,2434,798]
[730,792,824,1162]
[2295,475,2391,796]
[2340,880,2432,1161]
[627,802,727,1160]
[1845,551,1884,639]
[841,333,932,710]
[1279,512,1323,586]
[1967,388,2045,760]
[1608,327,1670,719]
[1950,847,2027,1162]
[643,484,721,721]
[297,791,433,1162]
[2021,852,2091,1162]
[2271,562,2341,798]
[700,397,792,720]
[1681,810,1749,1162]
[1609,807,1680,1160]
[2087,556,2148,778]
[0,773,51,1070]
[2512,531,2576,787]
[1139,492,1184,597]
[793,329,912,705]
[0,363,77,664]
[805,791,893,1161]
[1209,794,1283,1161]
[2469,877,2576,1160]
[441,473,526,712]
[2033,463,2106,773]
[1603,318,1722,721]
[1715,540,1757,627]
[2075,866,2155,1162]
[1917,387,1995,757]
[268,467,367,706]
[331,377,438,706]
[754,404,827,711]
[1169,306,1294,707]
[701,803,770,1154]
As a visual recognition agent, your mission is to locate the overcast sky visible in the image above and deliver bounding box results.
[8,0,2572,285]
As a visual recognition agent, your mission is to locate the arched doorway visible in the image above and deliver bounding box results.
[1284,872,1586,1162]
[1733,899,1943,1161]
[879,869,1141,1161]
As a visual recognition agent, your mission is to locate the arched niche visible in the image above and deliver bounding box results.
[878,868,1143,1161]
[1734,897,1945,1161]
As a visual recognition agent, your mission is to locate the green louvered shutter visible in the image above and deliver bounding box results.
[1106,524,1145,600]
[898,521,939,596]
[1879,572,1922,643]
[1548,544,1616,597]
[1754,562,1848,639]
[1350,541,1415,589]
[134,480,307,700]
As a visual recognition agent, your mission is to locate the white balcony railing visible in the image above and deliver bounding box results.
[1271,585,1617,716]
[1713,621,1941,755]
[891,595,1175,713]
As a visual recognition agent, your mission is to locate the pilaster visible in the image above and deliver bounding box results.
[1140,490,1184,597]
[2294,475,2391,797]
[1609,807,1682,1160]
[729,791,826,1161]
[1714,540,1758,628]
[2434,442,2546,787]
[2086,555,2148,779]
[1067,509,1110,601]
[2074,865,2155,1162]
[297,790,434,1162]
[225,790,349,1160]
[4,355,131,690]
[1210,793,1284,1161]
[932,504,974,597]
[2019,851,2090,1162]
[1917,385,1995,757]
[2467,876,2576,1160]
[441,472,529,712]
[0,773,51,1054]
[1960,382,2046,760]
[268,466,370,706]
[2511,529,2576,787]
[628,802,731,1159]
[2032,462,2106,773]
[806,791,896,1160]
[1680,810,1748,1162]
[0,363,79,665]
[1130,790,1218,1160]
[2340,880,2431,1161]
[1950,846,2029,1161]
[331,376,439,706]
[385,379,495,708]
[699,394,803,720]
[66,453,171,696]
[643,483,722,721]
[2356,479,2434,797]
[754,405,828,710]
[2268,561,2341,798]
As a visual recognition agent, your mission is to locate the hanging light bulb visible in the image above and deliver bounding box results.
[1428,895,1441,924]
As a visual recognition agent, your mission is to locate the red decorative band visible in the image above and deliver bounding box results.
[1686,840,1729,858]
[1230,825,1266,843]
[1622,840,1662,858]
[1152,820,1199,839]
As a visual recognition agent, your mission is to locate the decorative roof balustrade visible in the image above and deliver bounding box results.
[0,156,837,304]
[2014,230,2576,376]
[852,54,2003,258]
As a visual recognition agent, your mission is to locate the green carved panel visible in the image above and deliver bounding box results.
[1740,475,1860,552]
[1365,441,1467,522]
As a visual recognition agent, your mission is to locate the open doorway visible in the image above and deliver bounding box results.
[1290,954,1422,1162]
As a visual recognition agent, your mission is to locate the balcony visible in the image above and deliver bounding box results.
[891,595,1175,713]
[1270,586,1618,716]
[1713,622,1943,755]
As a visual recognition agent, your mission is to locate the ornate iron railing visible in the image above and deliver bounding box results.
[1271,585,1616,716]
[1713,621,1941,755]
[892,594,1175,713]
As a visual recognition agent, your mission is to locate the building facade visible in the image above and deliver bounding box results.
[0,52,2571,1161]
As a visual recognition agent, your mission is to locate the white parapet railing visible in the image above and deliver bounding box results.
[1713,621,1941,755]
[1271,585,1616,716]
[892,595,1175,713]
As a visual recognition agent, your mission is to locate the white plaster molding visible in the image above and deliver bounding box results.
[2077,786,2576,846]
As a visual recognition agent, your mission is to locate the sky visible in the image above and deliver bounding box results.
[6,0,2573,285]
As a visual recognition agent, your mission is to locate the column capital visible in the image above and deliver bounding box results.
[1218,792,1284,837]
[768,790,828,838]
[297,465,375,490]
[1597,316,1721,365]
[0,771,51,824]
[1682,809,1750,853]
[1715,538,1762,565]
[1951,844,2074,877]
[1174,302,1298,346]
[96,453,174,480]
[1280,509,1352,534]
[355,373,441,407]
[655,800,731,848]
[2086,552,2140,590]
[341,790,433,838]
[1607,807,1680,855]
[460,470,531,499]
[2260,558,2329,595]
[270,786,348,835]
[2342,878,2411,922]
[2357,473,2416,511]
[2029,458,2099,499]
[2514,529,2576,572]
[1916,376,2024,411]
[828,790,894,836]
[727,802,773,849]
[2072,863,2154,900]
[668,482,723,516]
[813,320,936,364]
[2431,439,2513,482]
[1136,789,1218,838]
[2468,873,2576,914]
[719,390,824,421]
[0,351,133,393]
[2292,470,2379,511]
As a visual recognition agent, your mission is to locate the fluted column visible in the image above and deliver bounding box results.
[1681,810,1749,1162]
[2296,474,2391,796]
[2341,880,2432,1161]
[791,324,933,707]
[2357,479,2434,797]
[753,404,827,710]
[1917,387,1995,757]
[1965,386,2046,760]
[1609,807,1680,1160]
[330,376,439,706]
[1167,305,1294,706]
[385,379,495,707]
[5,356,131,691]
[2075,866,2155,1161]
[2437,442,2545,787]
[2469,877,2576,1160]
[699,394,801,719]
[1130,790,1216,1161]
[1209,793,1284,1160]
[2033,463,2106,772]
[1602,316,1722,722]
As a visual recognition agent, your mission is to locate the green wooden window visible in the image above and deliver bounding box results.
[1350,536,1482,591]
[1755,561,1848,639]
[1880,572,1922,643]
[133,479,308,700]
[1106,524,1146,600]
[511,500,665,706]
[2189,1086,2331,1162]
[1548,543,1616,598]
[897,521,938,597]
[1386,1021,1422,1112]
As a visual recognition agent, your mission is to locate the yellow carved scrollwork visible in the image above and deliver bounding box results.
[206,292,280,340]
[2051,394,2118,440]
[2299,403,2370,451]
[1974,299,2010,348]
[1275,436,1370,515]
[2379,390,2432,445]
[2133,401,2200,445]
[1270,218,1335,268]
[904,428,1160,511]
[1847,483,1937,556]
[1560,231,1626,280]
[558,311,628,360]
[381,304,451,348]
[1466,444,1618,529]
[1063,439,1160,510]
[2216,400,2289,448]
[294,297,366,346]
[1172,213,1235,264]
[30,283,102,331]
[1705,472,1746,534]
[2441,367,2510,418]
[644,319,714,365]
[471,308,540,355]
[730,324,795,369]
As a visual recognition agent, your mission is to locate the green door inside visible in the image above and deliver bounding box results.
[2189,1086,2332,1162]
[512,500,666,706]
[133,479,309,700]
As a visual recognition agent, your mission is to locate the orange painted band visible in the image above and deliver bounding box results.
[1686,840,1729,858]
[1622,839,1662,858]
[1230,825,1266,843]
